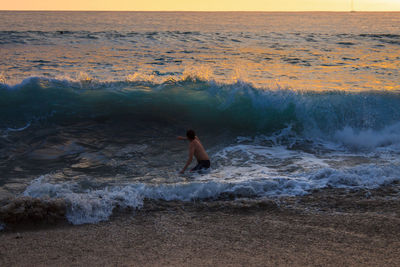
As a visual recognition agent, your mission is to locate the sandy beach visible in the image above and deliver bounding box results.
[1,186,400,266]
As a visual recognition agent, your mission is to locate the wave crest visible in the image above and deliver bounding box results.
[1,77,400,144]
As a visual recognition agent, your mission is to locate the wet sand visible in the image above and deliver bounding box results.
[1,186,400,266]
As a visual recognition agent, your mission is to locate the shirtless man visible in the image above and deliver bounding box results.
[177,129,210,174]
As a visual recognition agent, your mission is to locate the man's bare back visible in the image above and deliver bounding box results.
[178,130,210,174]
[191,137,209,161]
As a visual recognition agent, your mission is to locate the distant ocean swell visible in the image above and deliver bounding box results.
[1,76,400,145]
[1,30,400,45]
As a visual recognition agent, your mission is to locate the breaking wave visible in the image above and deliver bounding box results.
[1,77,400,147]
[17,162,400,225]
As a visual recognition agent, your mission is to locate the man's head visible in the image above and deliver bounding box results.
[186,129,196,141]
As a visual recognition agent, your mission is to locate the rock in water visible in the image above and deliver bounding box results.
[0,197,67,225]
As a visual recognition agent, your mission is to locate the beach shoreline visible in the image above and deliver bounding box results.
[1,186,399,266]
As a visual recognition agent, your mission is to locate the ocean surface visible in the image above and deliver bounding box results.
[1,11,400,225]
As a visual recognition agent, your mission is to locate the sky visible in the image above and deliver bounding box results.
[1,0,400,11]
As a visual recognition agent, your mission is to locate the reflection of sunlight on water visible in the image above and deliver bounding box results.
[2,42,398,91]
[1,13,400,91]
[182,64,213,81]
[126,71,156,83]
[0,73,6,84]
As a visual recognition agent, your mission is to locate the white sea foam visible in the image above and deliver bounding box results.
[23,176,144,225]
[23,175,310,225]
[6,122,31,132]
[22,160,400,225]
[334,122,400,150]
[309,164,400,188]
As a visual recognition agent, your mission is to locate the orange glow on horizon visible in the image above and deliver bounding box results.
[1,0,400,11]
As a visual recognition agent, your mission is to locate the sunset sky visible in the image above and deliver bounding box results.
[1,0,400,11]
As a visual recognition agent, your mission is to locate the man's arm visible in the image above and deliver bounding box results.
[180,143,195,173]
[177,136,187,140]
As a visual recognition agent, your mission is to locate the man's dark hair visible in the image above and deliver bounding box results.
[186,129,196,140]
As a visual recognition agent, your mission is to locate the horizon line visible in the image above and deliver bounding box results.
[1,10,400,12]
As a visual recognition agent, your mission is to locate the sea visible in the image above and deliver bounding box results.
[0,11,400,225]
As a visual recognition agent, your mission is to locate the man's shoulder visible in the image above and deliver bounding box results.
[189,140,197,146]
[190,140,200,147]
